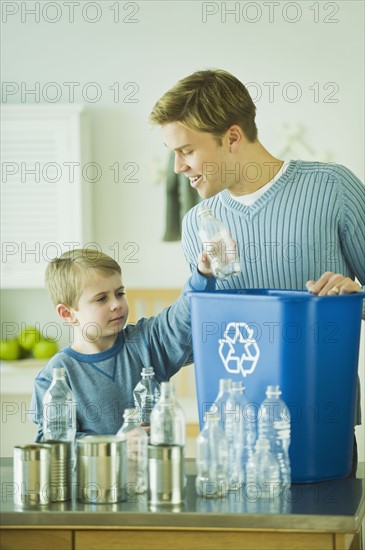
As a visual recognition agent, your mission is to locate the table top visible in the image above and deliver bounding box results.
[1,458,364,532]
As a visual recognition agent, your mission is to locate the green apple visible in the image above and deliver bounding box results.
[17,325,42,351]
[0,339,21,361]
[32,339,59,360]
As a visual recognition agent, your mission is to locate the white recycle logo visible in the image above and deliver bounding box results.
[218,322,260,377]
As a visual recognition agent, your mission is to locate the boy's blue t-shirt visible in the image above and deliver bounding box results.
[31,270,215,439]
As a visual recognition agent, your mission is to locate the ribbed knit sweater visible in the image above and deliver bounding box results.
[182,160,365,426]
[182,160,365,294]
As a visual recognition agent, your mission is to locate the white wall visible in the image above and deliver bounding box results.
[1,1,364,460]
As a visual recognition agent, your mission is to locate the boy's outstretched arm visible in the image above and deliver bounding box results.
[126,256,216,381]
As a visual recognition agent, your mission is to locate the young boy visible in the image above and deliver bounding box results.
[31,248,215,439]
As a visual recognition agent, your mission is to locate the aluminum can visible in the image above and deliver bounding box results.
[42,440,72,501]
[13,444,51,506]
[148,444,185,506]
[77,436,127,503]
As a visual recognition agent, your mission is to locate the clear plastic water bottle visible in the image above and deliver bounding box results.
[149,381,185,446]
[258,385,291,490]
[198,205,240,280]
[42,367,76,468]
[117,408,148,493]
[224,381,248,490]
[210,378,232,430]
[195,411,229,498]
[245,438,281,500]
[133,366,161,426]
[242,390,257,466]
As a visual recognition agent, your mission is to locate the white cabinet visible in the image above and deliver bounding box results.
[1,105,92,288]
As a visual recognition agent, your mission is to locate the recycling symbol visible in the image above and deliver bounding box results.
[218,322,260,377]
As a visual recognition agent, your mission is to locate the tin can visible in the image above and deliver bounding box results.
[148,444,185,506]
[77,436,127,504]
[13,444,51,506]
[42,440,72,501]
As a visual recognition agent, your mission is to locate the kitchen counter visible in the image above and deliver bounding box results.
[1,458,364,550]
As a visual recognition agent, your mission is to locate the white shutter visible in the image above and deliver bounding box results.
[1,105,92,288]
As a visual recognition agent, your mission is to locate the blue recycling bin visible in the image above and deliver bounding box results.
[187,289,364,483]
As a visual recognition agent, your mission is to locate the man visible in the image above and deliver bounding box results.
[150,69,365,476]
[149,69,364,297]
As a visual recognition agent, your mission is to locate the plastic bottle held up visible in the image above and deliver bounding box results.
[149,381,185,446]
[258,385,291,489]
[195,411,229,498]
[245,438,281,500]
[224,381,248,490]
[117,408,148,493]
[42,367,77,468]
[198,205,240,280]
[210,378,232,431]
[133,367,161,426]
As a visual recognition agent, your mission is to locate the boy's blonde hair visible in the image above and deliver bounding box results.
[149,69,257,143]
[45,249,121,308]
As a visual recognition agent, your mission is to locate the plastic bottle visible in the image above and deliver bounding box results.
[42,366,76,468]
[117,408,148,493]
[149,381,185,446]
[224,381,249,490]
[210,378,232,430]
[195,411,229,498]
[198,205,241,280]
[245,438,281,500]
[133,366,161,425]
[257,385,291,489]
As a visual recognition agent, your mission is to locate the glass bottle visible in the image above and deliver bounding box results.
[149,381,185,446]
[42,366,76,468]
[117,408,148,493]
[258,385,291,489]
[195,411,229,498]
[133,366,161,426]
[198,205,240,280]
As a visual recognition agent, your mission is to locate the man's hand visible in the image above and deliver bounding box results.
[197,251,215,278]
[306,272,361,296]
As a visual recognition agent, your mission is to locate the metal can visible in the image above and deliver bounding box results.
[42,440,72,502]
[77,436,127,504]
[13,444,52,506]
[148,444,185,506]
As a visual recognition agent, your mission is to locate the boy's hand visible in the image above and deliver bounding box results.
[198,251,215,278]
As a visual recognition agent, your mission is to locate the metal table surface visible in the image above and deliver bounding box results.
[1,458,364,532]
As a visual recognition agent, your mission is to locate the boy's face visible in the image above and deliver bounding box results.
[69,271,128,345]
[162,122,235,199]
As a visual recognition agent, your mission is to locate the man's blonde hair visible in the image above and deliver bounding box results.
[45,249,121,308]
[149,69,257,143]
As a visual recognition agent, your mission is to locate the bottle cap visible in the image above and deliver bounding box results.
[266,385,281,396]
[160,380,176,399]
[142,367,154,376]
[219,378,232,391]
[232,381,245,391]
[52,366,66,379]
[197,204,211,217]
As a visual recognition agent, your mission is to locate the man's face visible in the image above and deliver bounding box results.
[162,122,235,199]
